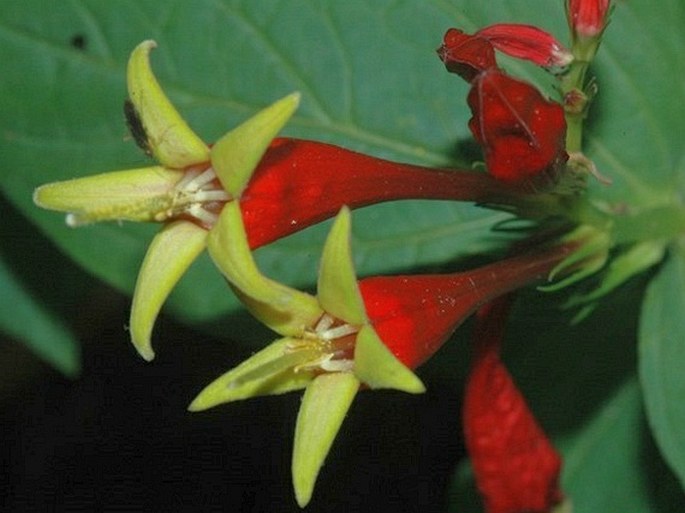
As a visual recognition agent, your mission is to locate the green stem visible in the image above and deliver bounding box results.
[565,114,584,153]
[612,203,685,246]
[560,37,601,154]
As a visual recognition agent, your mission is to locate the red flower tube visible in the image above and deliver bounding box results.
[358,238,575,369]
[463,296,563,513]
[240,137,531,249]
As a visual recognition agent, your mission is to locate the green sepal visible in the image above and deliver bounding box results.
[207,201,323,336]
[127,40,210,168]
[130,220,207,361]
[292,373,360,508]
[539,226,610,292]
[187,337,317,412]
[354,325,425,394]
[211,92,300,198]
[317,207,367,326]
[33,166,183,226]
[566,240,666,323]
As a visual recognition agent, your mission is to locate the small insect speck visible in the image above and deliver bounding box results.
[124,98,152,156]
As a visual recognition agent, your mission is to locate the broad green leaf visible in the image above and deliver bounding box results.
[0,0,514,324]
[639,246,685,488]
[582,0,685,206]
[0,243,79,377]
[559,379,674,513]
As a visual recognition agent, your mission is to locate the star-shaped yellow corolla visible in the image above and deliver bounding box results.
[189,202,425,507]
[33,40,300,361]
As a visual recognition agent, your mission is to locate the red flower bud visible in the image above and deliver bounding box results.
[240,138,530,249]
[476,24,573,69]
[463,296,563,513]
[437,28,497,83]
[467,69,568,182]
[358,241,574,369]
[568,0,611,38]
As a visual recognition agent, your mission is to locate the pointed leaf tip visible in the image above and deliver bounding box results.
[211,91,301,198]
[292,373,359,507]
[127,40,209,168]
[318,207,367,326]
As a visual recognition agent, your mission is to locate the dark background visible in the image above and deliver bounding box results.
[0,199,468,513]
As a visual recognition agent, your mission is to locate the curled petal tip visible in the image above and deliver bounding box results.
[186,396,204,413]
[137,345,156,363]
[129,319,155,362]
[130,221,208,362]
[129,313,156,362]
[32,185,46,208]
[127,40,209,168]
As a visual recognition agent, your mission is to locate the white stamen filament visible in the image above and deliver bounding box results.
[164,166,233,225]
[319,357,354,373]
[179,167,218,192]
[314,313,335,334]
[186,204,218,225]
[318,324,358,341]
[193,190,231,202]
[288,314,360,373]
[174,168,202,190]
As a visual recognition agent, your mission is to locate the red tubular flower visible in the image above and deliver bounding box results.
[476,24,573,69]
[568,0,611,39]
[240,137,530,249]
[358,239,575,369]
[467,69,568,182]
[463,296,563,513]
[437,28,497,83]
